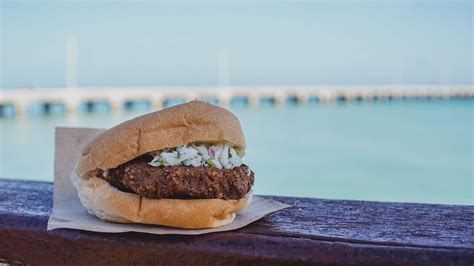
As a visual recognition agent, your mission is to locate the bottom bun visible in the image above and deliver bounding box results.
[71,168,252,229]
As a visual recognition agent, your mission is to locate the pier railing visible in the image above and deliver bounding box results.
[0,178,473,265]
[0,85,472,117]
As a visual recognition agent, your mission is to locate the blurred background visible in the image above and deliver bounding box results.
[0,0,472,205]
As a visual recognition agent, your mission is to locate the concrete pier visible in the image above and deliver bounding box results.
[0,85,472,117]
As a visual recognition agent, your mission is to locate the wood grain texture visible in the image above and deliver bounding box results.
[0,178,473,266]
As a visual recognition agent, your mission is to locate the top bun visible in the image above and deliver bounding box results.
[76,101,245,178]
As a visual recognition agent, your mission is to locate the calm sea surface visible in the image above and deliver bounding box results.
[1,99,472,205]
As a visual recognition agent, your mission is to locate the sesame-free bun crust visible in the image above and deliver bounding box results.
[71,168,252,229]
[76,101,245,178]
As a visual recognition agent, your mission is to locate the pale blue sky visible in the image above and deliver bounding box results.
[1,0,472,88]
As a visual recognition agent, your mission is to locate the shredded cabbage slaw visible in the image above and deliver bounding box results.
[148,144,244,169]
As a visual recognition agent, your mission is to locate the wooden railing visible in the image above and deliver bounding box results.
[0,178,473,265]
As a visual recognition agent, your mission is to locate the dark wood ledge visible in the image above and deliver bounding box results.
[0,178,473,265]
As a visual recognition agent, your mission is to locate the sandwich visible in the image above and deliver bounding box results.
[71,101,255,229]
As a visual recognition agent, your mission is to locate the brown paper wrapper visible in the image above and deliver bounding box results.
[47,127,290,235]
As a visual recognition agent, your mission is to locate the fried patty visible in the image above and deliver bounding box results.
[98,155,254,200]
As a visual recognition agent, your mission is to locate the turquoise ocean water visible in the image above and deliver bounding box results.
[0,99,472,205]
